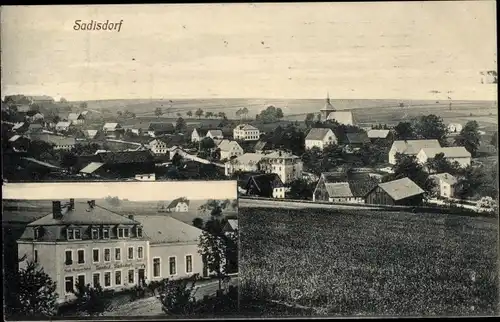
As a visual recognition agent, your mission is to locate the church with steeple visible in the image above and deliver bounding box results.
[320,92,354,126]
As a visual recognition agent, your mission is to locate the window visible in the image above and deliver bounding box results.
[77,274,85,287]
[104,272,111,287]
[104,248,111,262]
[169,257,176,275]
[65,276,74,294]
[138,247,144,259]
[74,229,81,240]
[102,228,110,239]
[77,249,85,264]
[153,258,161,278]
[115,248,121,261]
[128,269,135,284]
[93,249,100,263]
[65,250,73,265]
[128,247,134,260]
[93,273,100,288]
[124,229,129,238]
[185,255,192,273]
[115,271,122,286]
[67,229,74,240]
[137,227,143,238]
[92,228,99,239]
[118,228,124,238]
[34,250,38,263]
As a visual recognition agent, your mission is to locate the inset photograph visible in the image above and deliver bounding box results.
[2,181,238,319]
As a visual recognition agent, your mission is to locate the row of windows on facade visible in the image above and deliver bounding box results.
[63,256,193,294]
[62,246,145,265]
[34,226,143,241]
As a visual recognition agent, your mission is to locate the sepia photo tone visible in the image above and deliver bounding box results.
[1,1,498,319]
[2,181,239,318]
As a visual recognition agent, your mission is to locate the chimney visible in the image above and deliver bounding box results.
[128,215,134,220]
[52,201,62,219]
[69,198,75,210]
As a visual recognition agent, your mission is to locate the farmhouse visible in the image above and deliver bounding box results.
[416,147,472,168]
[313,171,379,203]
[447,123,463,134]
[345,132,370,150]
[233,124,260,141]
[388,139,441,165]
[31,133,76,151]
[103,123,123,137]
[365,177,425,206]
[148,139,168,155]
[225,153,265,176]
[206,129,224,140]
[305,128,337,150]
[245,173,286,199]
[148,122,175,137]
[166,198,190,212]
[17,199,148,303]
[28,112,45,123]
[429,173,458,199]
[68,113,85,125]
[134,215,207,280]
[218,139,244,161]
[260,150,303,184]
[55,121,72,132]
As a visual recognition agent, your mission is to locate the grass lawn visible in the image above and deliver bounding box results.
[239,207,499,316]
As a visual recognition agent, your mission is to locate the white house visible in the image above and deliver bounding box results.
[217,140,244,161]
[103,123,122,134]
[166,198,189,212]
[233,124,260,141]
[416,146,472,168]
[260,150,303,184]
[447,123,463,134]
[206,129,224,140]
[55,121,72,132]
[148,139,168,155]
[191,128,208,142]
[388,139,442,165]
[429,173,458,199]
[225,153,265,176]
[305,128,337,150]
[68,113,85,125]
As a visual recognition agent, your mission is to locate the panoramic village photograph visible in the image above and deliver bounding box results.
[1,1,499,319]
[2,181,239,318]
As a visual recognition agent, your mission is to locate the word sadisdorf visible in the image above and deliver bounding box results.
[73,20,124,32]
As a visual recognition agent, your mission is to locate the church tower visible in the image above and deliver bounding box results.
[320,92,336,120]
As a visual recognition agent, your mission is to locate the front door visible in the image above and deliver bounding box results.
[138,268,145,285]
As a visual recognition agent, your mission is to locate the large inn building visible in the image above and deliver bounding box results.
[17,199,206,303]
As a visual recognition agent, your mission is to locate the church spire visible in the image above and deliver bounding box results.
[326,92,330,104]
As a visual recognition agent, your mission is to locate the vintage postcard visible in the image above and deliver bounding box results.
[1,1,498,319]
[2,181,238,318]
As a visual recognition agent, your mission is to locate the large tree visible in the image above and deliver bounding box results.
[195,108,204,119]
[414,114,448,145]
[287,178,316,200]
[304,113,315,128]
[186,110,193,118]
[256,105,284,123]
[72,281,111,316]
[175,117,187,133]
[159,275,198,315]
[425,152,461,175]
[154,107,163,118]
[6,261,58,318]
[394,121,416,140]
[454,120,481,156]
[455,165,486,199]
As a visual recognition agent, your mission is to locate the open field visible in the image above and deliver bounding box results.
[239,207,499,316]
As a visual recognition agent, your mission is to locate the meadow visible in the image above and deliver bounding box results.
[239,207,499,317]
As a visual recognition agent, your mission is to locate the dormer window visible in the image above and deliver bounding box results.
[118,228,124,238]
[91,228,99,239]
[124,228,129,238]
[102,228,110,239]
[74,229,81,240]
[67,229,74,240]
[137,227,143,238]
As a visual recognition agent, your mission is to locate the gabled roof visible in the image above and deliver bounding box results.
[218,139,242,152]
[226,219,238,231]
[247,173,284,196]
[193,128,209,136]
[27,202,139,226]
[391,139,441,155]
[429,172,458,186]
[148,122,175,132]
[254,140,272,151]
[207,129,223,137]
[68,113,83,120]
[235,124,258,131]
[305,128,334,141]
[420,146,471,159]
[261,150,300,160]
[346,132,369,144]
[32,134,76,146]
[367,129,391,139]
[325,182,354,198]
[326,111,354,125]
[134,215,202,244]
[96,150,155,164]
[56,121,72,128]
[377,177,425,201]
[103,123,120,130]
[321,171,349,183]
[167,198,190,208]
[229,153,265,165]
[85,130,98,138]
[80,162,105,174]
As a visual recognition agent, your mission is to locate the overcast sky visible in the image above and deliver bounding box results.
[1,2,497,101]
[2,181,237,201]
